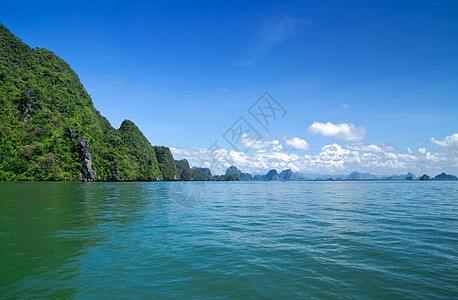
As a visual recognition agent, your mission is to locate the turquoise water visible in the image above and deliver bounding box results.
[0,181,457,298]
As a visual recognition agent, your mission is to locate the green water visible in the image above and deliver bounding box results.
[0,181,457,298]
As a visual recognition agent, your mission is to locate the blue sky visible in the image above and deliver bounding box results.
[2,0,457,175]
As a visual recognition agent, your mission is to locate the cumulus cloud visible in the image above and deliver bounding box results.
[308,121,367,142]
[347,143,395,153]
[285,137,312,151]
[240,133,276,150]
[431,133,458,150]
[170,146,202,157]
[171,137,457,176]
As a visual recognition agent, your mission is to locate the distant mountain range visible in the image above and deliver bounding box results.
[208,166,457,182]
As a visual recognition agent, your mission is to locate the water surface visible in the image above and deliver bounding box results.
[1,181,457,298]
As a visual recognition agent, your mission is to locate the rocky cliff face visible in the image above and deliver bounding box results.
[191,168,212,181]
[192,167,212,178]
[434,173,458,180]
[240,173,253,181]
[279,169,294,181]
[346,171,377,180]
[225,166,242,176]
[67,129,96,181]
[78,137,96,181]
[420,174,430,181]
[254,169,280,181]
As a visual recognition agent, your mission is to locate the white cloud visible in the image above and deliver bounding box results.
[308,121,367,142]
[347,143,394,153]
[384,153,397,160]
[397,153,417,161]
[431,133,458,150]
[241,133,275,150]
[170,146,201,157]
[285,137,312,151]
[271,140,283,152]
[320,143,352,156]
[171,136,458,176]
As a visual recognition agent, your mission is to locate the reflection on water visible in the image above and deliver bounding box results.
[0,181,457,298]
[1,182,89,298]
[0,182,173,298]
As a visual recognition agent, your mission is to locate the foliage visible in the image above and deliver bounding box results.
[0,23,174,181]
[192,167,212,178]
[175,159,192,181]
[153,146,177,180]
[211,174,240,181]
[191,169,211,181]
[419,174,430,181]
[117,120,162,180]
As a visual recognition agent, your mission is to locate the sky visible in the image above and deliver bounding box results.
[1,0,457,176]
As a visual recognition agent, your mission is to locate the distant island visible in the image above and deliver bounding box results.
[183,165,457,182]
[1,23,456,183]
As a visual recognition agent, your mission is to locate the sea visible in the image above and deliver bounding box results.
[0,181,457,298]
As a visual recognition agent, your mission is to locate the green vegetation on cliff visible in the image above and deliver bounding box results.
[0,23,171,181]
[175,159,192,181]
[153,146,177,181]
[117,120,162,180]
[191,169,211,181]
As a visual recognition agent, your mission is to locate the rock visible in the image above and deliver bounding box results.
[346,171,377,180]
[68,131,96,181]
[225,166,253,181]
[68,128,76,140]
[225,166,242,176]
[240,173,253,181]
[279,169,295,181]
[434,173,458,180]
[22,88,34,122]
[191,169,211,181]
[265,169,280,181]
[192,167,212,178]
[420,174,430,181]
[78,137,96,181]
[255,169,280,181]
[405,172,416,180]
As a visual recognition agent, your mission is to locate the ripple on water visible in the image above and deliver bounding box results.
[0,181,457,298]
